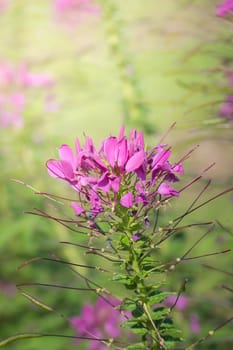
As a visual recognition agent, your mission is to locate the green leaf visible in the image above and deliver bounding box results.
[148,291,174,305]
[121,319,144,329]
[140,256,156,270]
[20,291,55,313]
[121,298,137,311]
[164,340,179,349]
[0,333,43,347]
[160,325,182,340]
[125,281,138,289]
[118,235,130,249]
[132,305,144,318]
[151,307,169,320]
[130,327,147,336]
[112,273,128,283]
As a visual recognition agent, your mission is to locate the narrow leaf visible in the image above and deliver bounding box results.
[19,290,56,313]
[0,333,43,347]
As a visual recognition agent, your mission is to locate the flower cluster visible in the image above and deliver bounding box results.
[216,0,233,17]
[0,61,54,129]
[70,296,130,350]
[47,127,183,221]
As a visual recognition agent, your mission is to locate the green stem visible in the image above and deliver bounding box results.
[99,0,150,130]
[125,227,167,350]
[143,303,167,350]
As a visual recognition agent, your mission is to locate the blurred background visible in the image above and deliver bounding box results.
[0,0,232,349]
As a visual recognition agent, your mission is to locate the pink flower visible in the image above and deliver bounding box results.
[70,297,129,350]
[216,0,233,17]
[47,127,183,221]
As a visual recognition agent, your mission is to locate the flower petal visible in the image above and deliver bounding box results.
[71,202,85,216]
[117,138,128,167]
[125,150,145,172]
[157,183,179,197]
[120,192,133,208]
[59,144,76,169]
[103,136,117,167]
[46,159,65,178]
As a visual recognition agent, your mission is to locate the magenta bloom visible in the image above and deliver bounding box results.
[216,0,233,17]
[47,127,183,222]
[70,297,128,350]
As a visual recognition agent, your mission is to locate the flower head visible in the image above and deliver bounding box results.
[47,127,184,231]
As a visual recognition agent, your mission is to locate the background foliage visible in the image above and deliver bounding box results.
[0,1,232,349]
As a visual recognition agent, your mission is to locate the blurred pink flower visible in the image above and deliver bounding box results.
[0,93,25,128]
[0,61,56,128]
[164,295,189,311]
[0,61,14,85]
[18,65,54,88]
[70,296,129,350]
[190,314,201,334]
[54,0,100,26]
[0,62,53,88]
[217,0,233,17]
